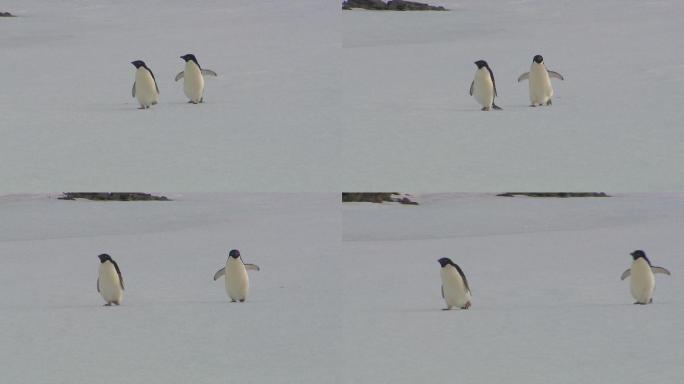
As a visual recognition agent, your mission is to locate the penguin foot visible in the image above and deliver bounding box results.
[231,300,236,302]
[138,106,146,110]
[481,107,490,111]
[239,299,245,303]
[442,308,452,311]
[546,100,553,106]
[461,301,472,310]
[103,303,112,306]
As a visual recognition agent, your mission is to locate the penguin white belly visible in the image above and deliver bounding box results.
[226,260,249,301]
[135,69,159,108]
[99,262,123,304]
[528,65,553,105]
[183,63,204,103]
[630,259,655,304]
[473,69,494,109]
[441,268,471,308]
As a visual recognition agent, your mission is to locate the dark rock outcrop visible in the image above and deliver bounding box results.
[386,1,446,11]
[342,192,418,204]
[497,192,610,198]
[342,0,447,11]
[59,192,170,201]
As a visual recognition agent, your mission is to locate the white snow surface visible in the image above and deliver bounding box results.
[342,0,684,191]
[2,193,684,382]
[343,194,684,383]
[0,0,339,192]
[0,193,340,383]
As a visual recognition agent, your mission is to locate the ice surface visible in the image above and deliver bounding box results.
[2,193,684,382]
[343,194,684,383]
[0,193,341,383]
[0,0,339,192]
[342,0,684,191]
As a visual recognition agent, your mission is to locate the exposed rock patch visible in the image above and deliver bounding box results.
[497,192,610,198]
[342,192,418,204]
[59,192,170,201]
[342,1,447,11]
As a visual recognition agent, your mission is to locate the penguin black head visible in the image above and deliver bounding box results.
[131,60,146,69]
[438,257,454,268]
[474,60,488,69]
[98,253,112,263]
[229,249,241,259]
[630,250,650,264]
[533,55,544,64]
[181,54,199,65]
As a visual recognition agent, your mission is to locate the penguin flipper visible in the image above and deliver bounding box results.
[244,263,260,271]
[548,70,564,80]
[132,82,136,97]
[620,269,631,280]
[517,72,529,82]
[174,71,184,82]
[441,285,444,298]
[213,267,226,281]
[97,278,100,293]
[469,81,474,96]
[651,266,671,276]
[201,69,218,77]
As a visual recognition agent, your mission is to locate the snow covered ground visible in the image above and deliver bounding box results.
[5,1,683,193]
[342,0,684,191]
[0,0,339,192]
[0,193,340,383]
[2,193,683,382]
[343,194,684,383]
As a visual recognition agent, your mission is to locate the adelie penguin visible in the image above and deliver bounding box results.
[175,54,218,104]
[214,249,260,302]
[131,60,159,109]
[621,250,670,304]
[97,254,124,306]
[438,257,471,310]
[517,55,564,106]
[470,60,502,111]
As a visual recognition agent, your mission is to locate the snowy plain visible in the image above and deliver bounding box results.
[0,193,340,383]
[0,0,339,192]
[343,194,684,383]
[342,0,684,191]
